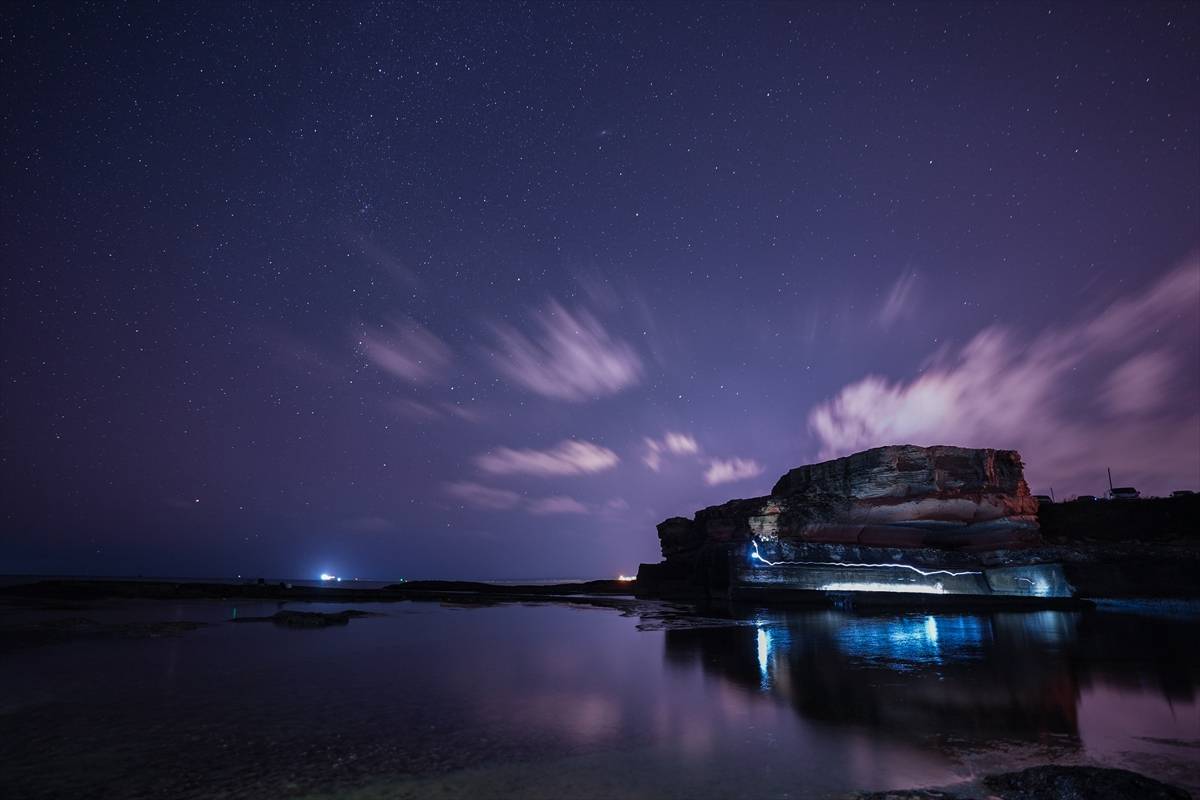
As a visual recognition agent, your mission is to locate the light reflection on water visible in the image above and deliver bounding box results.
[0,599,1197,799]
[835,613,986,668]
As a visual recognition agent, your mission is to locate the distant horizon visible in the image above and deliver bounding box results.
[5,436,1199,578]
[0,572,610,586]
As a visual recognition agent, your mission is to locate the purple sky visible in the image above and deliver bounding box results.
[3,2,1197,580]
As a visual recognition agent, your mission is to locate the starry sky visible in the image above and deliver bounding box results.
[3,2,1198,580]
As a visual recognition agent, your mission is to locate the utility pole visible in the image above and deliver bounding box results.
[1107,467,1114,493]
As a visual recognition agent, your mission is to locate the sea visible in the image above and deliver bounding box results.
[1,585,1197,799]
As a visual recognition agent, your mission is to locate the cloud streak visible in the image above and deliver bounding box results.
[360,318,452,383]
[490,301,642,401]
[809,258,1200,493]
[527,496,589,515]
[444,481,521,510]
[878,271,919,329]
[389,398,483,424]
[643,431,700,470]
[704,457,765,486]
[476,440,619,477]
[444,483,591,516]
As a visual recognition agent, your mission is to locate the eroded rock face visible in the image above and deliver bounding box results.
[658,445,1040,562]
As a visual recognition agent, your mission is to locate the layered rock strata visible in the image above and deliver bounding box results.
[661,445,1039,559]
[641,444,1046,598]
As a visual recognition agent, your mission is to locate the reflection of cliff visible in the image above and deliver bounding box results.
[1073,608,1200,703]
[665,610,1085,745]
[664,607,1200,749]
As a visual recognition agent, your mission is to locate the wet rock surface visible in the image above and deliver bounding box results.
[848,765,1194,799]
[983,765,1193,799]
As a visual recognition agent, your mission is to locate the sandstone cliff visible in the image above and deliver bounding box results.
[657,444,1041,562]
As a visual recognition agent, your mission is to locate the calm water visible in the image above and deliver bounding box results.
[1,598,1197,799]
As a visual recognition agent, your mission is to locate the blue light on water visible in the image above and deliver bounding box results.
[756,625,771,688]
[751,620,797,691]
[923,615,938,647]
[835,614,988,669]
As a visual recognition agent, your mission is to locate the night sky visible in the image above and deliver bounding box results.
[3,2,1198,581]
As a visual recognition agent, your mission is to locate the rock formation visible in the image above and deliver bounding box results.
[660,444,1039,557]
[640,444,1048,599]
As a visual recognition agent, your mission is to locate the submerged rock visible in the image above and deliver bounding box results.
[983,765,1192,799]
[232,609,375,627]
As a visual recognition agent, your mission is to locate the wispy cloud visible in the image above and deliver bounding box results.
[663,432,699,455]
[444,481,521,510]
[476,440,619,477]
[642,432,764,489]
[389,399,442,421]
[878,271,919,329]
[388,398,483,424]
[810,259,1200,492]
[489,301,642,401]
[359,318,451,383]
[444,483,591,516]
[643,431,700,470]
[355,236,421,288]
[1102,350,1172,416]
[527,496,589,515]
[264,326,351,381]
[704,457,765,486]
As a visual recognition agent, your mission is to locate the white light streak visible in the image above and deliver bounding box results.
[750,540,982,577]
[820,581,948,594]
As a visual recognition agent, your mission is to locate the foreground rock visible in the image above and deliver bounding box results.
[983,765,1192,800]
[849,765,1192,799]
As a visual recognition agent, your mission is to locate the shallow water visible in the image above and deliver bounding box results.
[1,598,1197,799]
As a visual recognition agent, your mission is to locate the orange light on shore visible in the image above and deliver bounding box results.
[617,574,637,582]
